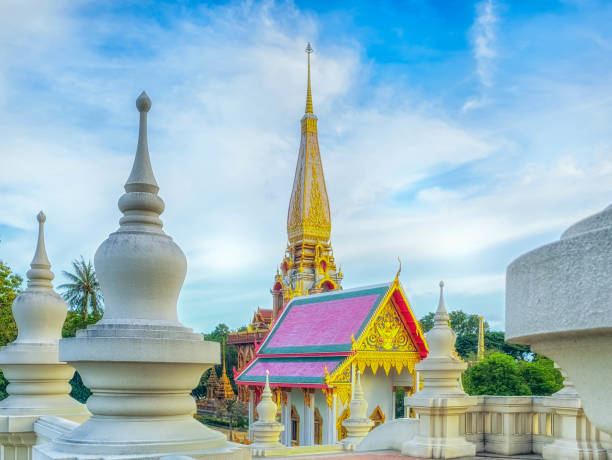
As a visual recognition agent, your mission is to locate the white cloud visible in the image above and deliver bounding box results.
[463,0,498,112]
[2,1,612,333]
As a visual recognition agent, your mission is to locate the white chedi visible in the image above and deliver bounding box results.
[415,281,467,397]
[0,212,87,420]
[341,370,374,449]
[401,281,476,459]
[35,93,247,460]
[251,370,284,454]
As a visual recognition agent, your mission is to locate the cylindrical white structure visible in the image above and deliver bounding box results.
[506,203,612,435]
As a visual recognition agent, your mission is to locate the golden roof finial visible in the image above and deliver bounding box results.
[395,257,402,280]
[305,42,314,114]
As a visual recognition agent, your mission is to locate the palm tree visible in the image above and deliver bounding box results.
[58,257,103,320]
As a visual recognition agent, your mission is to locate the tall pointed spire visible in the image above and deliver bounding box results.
[305,43,314,114]
[117,91,165,231]
[126,91,158,193]
[27,211,53,288]
[275,43,342,310]
[434,280,450,326]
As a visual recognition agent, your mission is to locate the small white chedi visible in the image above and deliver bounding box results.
[401,281,476,459]
[250,370,284,455]
[506,202,612,435]
[35,93,248,459]
[0,212,89,456]
[341,369,374,450]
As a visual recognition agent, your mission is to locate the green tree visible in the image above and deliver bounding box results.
[485,330,532,361]
[215,398,247,441]
[0,261,23,399]
[518,356,563,396]
[58,257,103,320]
[203,323,239,392]
[463,353,531,396]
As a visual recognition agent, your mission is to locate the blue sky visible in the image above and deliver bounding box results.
[1,0,612,333]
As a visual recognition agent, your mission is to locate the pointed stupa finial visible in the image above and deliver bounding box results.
[435,280,450,326]
[127,91,158,193]
[354,369,364,399]
[27,211,54,288]
[305,43,314,114]
[117,91,165,230]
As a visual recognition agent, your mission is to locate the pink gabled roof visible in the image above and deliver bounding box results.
[236,356,343,386]
[258,284,391,355]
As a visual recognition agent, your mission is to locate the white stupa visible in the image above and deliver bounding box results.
[35,93,248,459]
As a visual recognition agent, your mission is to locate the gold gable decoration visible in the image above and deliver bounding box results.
[362,300,415,352]
[353,295,421,376]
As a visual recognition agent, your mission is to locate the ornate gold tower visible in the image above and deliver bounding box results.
[477,316,485,361]
[272,44,343,319]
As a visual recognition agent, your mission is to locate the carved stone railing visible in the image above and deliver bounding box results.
[459,395,611,459]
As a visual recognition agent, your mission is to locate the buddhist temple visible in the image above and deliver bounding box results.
[228,43,343,402]
[237,279,428,446]
[234,45,429,446]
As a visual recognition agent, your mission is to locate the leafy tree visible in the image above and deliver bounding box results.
[215,398,247,441]
[203,323,239,392]
[518,356,563,395]
[58,257,103,320]
[0,261,22,347]
[0,261,22,399]
[485,330,532,361]
[463,353,531,396]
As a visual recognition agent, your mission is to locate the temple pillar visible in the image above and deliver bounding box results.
[326,391,337,444]
[392,386,396,420]
[280,391,291,446]
[248,389,255,441]
[303,390,314,446]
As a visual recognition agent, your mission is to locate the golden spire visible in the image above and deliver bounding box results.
[220,340,235,399]
[286,43,331,244]
[305,43,314,114]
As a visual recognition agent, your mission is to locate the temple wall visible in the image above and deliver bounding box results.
[360,368,394,423]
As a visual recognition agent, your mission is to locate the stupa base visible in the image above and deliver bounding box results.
[33,416,250,460]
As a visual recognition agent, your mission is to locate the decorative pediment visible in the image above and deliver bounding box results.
[360,299,417,352]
